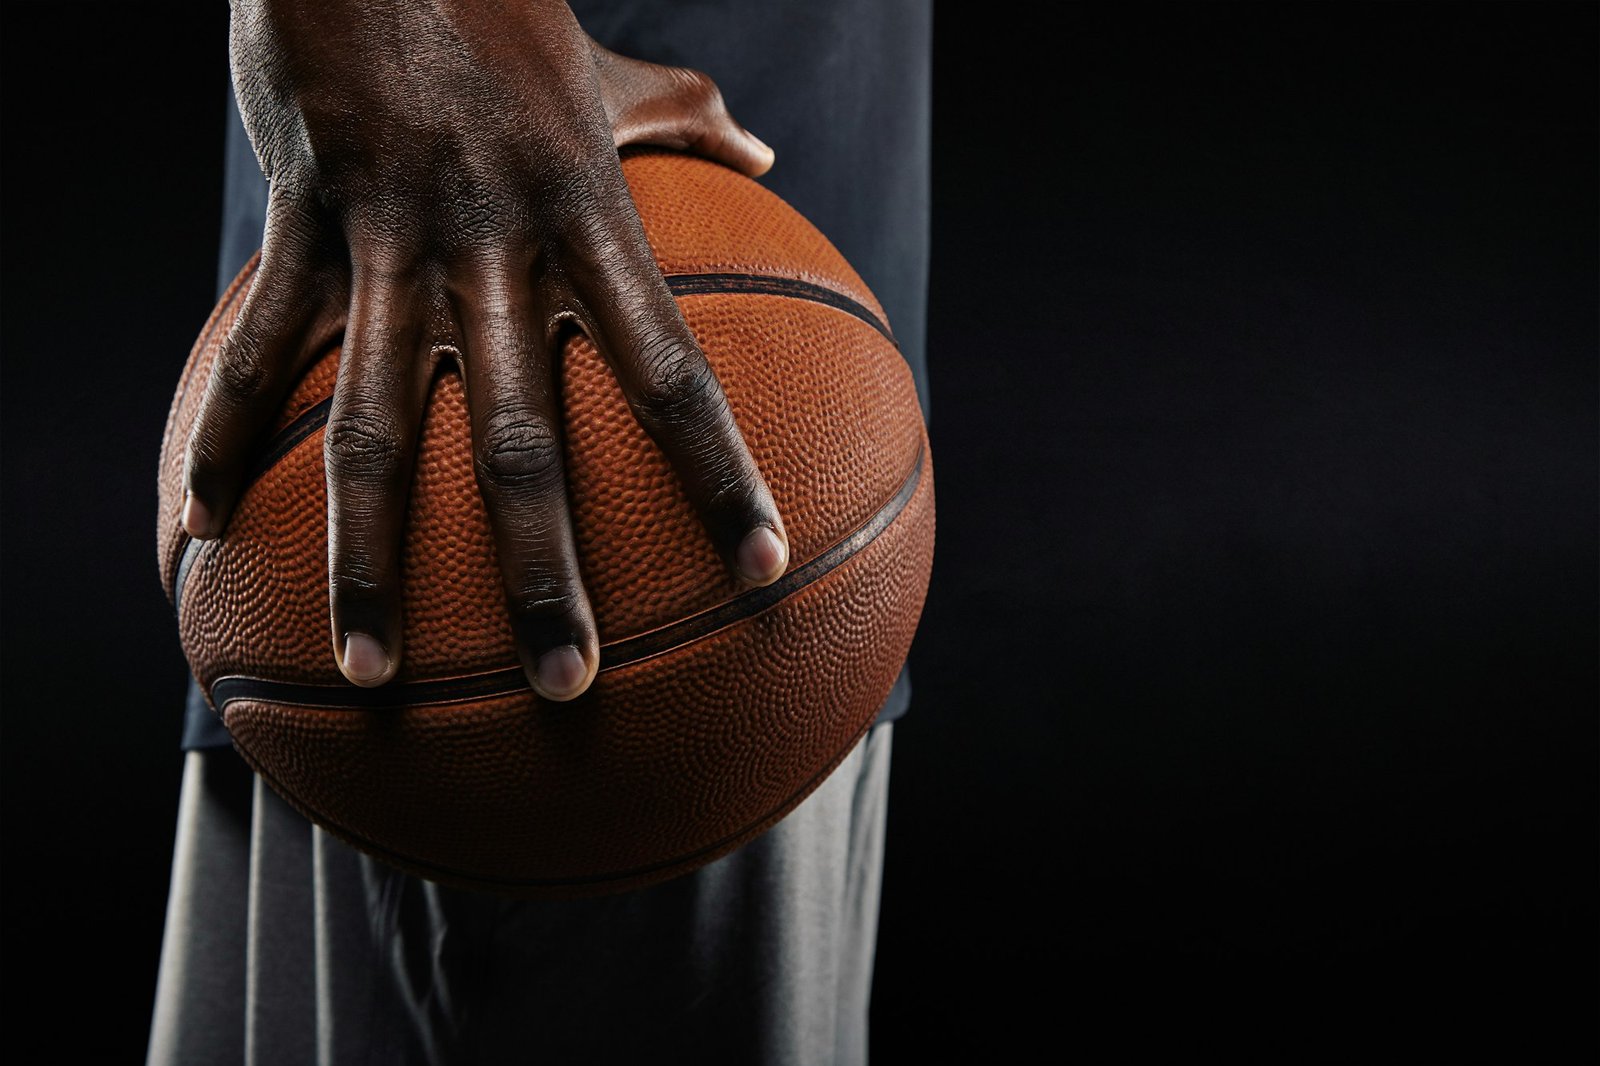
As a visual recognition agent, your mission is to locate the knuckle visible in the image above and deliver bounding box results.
[183,422,222,477]
[330,566,387,609]
[331,568,381,599]
[475,411,564,493]
[349,233,427,289]
[449,236,528,286]
[435,175,527,256]
[213,330,272,403]
[324,406,405,480]
[703,465,761,517]
[634,342,720,430]
[674,67,724,112]
[533,153,607,218]
[507,578,580,623]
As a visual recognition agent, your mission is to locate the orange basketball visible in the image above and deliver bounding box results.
[155,149,935,898]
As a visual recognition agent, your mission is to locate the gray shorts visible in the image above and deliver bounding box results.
[147,722,892,1066]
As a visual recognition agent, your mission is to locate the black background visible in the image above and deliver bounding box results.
[2,3,1595,1062]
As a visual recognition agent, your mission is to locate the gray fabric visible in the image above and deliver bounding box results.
[148,723,892,1065]
[146,749,252,1060]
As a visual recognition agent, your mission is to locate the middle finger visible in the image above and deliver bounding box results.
[454,253,600,703]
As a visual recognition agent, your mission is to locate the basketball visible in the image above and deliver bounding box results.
[155,149,935,898]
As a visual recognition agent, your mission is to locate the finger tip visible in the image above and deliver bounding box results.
[339,631,395,687]
[740,131,775,176]
[527,644,595,702]
[182,493,216,540]
[737,524,789,585]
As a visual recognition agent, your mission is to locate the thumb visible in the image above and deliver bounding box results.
[589,42,775,177]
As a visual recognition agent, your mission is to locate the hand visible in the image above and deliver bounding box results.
[182,0,790,700]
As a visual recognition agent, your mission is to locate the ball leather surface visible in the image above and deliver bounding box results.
[156,149,935,897]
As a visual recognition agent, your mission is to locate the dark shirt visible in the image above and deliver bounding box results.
[183,0,930,749]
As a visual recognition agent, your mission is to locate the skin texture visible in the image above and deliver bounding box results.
[183,0,791,701]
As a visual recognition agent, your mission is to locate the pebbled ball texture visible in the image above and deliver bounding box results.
[155,149,935,898]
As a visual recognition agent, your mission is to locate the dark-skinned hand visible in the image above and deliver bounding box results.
[182,0,791,701]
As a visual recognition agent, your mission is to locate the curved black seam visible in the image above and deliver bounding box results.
[173,272,901,606]
[665,273,896,344]
[250,396,334,480]
[208,441,923,711]
[171,395,334,609]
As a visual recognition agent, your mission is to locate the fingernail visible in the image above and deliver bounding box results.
[535,645,588,700]
[342,632,390,684]
[737,525,787,584]
[182,493,213,539]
